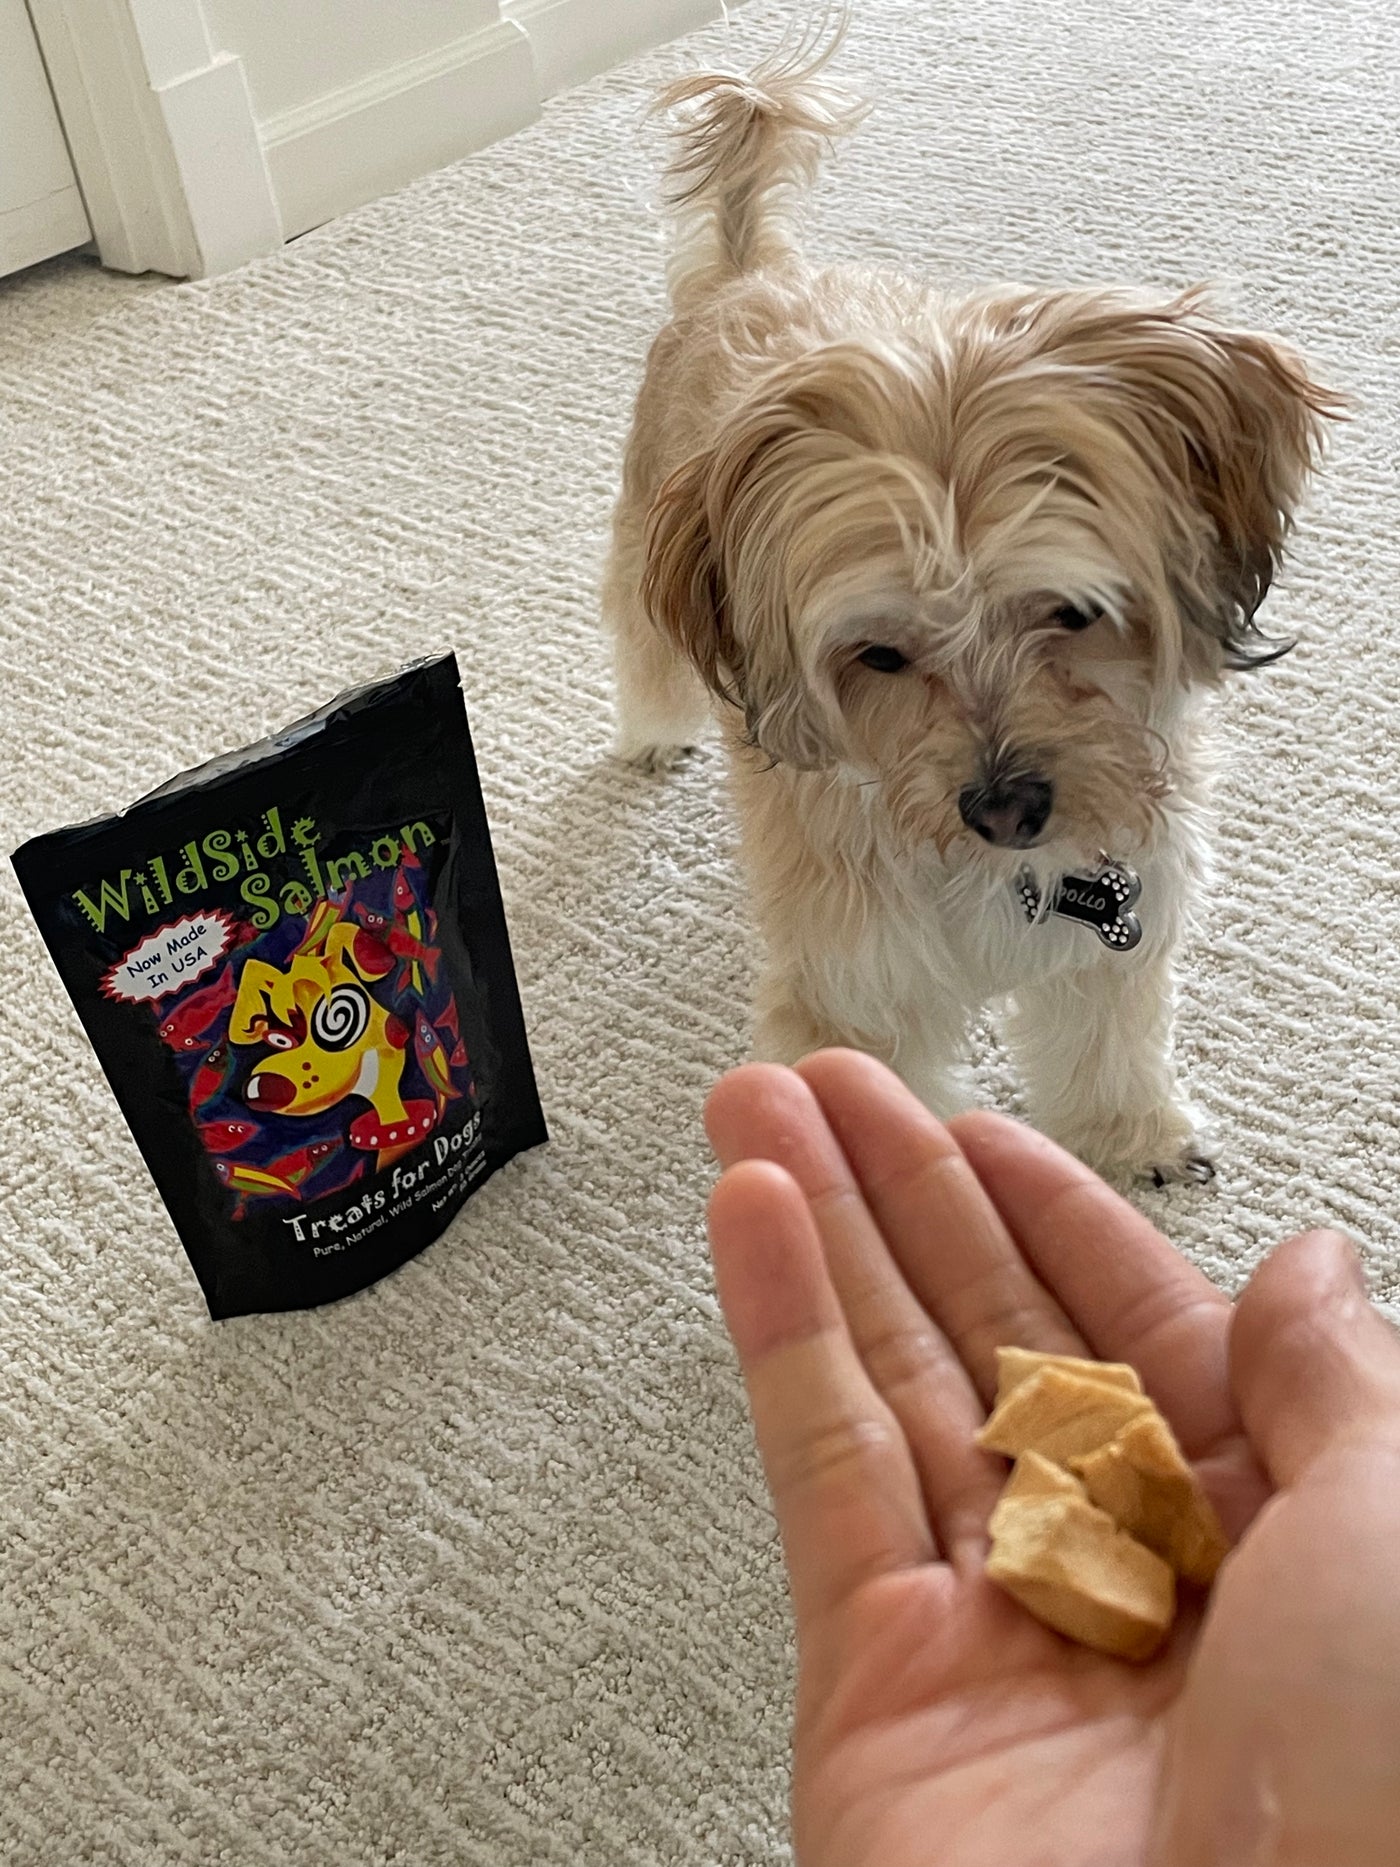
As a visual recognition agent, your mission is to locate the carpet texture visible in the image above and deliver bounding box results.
[3,1,1398,1860]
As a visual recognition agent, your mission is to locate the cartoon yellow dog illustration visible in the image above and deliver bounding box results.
[229,916,433,1168]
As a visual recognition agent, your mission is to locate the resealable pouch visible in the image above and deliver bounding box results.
[12,654,546,1319]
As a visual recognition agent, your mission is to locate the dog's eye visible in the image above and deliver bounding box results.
[311,983,372,1053]
[857,644,910,673]
[1052,604,1102,633]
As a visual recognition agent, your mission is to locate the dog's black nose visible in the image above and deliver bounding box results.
[958,775,1055,847]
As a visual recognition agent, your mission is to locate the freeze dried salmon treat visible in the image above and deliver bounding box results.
[986,1492,1176,1663]
[977,1366,1154,1463]
[989,1452,1085,1539]
[1072,1412,1230,1587]
[994,1345,1143,1405]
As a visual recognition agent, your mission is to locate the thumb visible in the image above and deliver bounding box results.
[1230,1229,1400,1488]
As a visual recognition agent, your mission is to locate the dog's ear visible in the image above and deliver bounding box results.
[1116,299,1345,669]
[640,420,841,770]
[640,448,739,702]
[228,959,283,1046]
[1170,315,1342,667]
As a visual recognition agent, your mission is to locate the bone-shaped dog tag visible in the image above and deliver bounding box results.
[1019,861,1143,952]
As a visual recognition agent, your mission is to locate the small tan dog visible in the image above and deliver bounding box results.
[605,34,1341,1180]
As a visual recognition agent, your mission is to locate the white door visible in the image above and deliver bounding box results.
[1,0,90,277]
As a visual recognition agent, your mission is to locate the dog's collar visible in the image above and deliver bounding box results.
[1017,858,1143,952]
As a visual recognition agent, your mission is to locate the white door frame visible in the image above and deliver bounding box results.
[25,0,281,278]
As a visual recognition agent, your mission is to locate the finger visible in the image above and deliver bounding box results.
[707,1159,935,1626]
[1231,1229,1400,1487]
[948,1110,1234,1457]
[793,1052,1087,1405]
[706,1064,1001,1555]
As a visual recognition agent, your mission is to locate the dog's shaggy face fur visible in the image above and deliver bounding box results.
[605,42,1342,1179]
[642,281,1331,869]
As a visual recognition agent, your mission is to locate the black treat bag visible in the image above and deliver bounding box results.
[11,655,546,1320]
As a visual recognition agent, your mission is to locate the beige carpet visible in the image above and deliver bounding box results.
[3,0,1399,1860]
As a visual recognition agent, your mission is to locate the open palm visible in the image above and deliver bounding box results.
[704,1051,1400,1867]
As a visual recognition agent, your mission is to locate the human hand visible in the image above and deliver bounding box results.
[704,1051,1400,1866]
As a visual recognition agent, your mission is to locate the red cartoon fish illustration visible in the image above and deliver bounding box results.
[351,928,395,979]
[413,1010,458,1114]
[157,964,238,1052]
[434,996,460,1044]
[391,862,417,918]
[198,1119,259,1154]
[388,854,435,998]
[213,1157,300,1219]
[354,905,389,937]
[385,924,439,982]
[189,1037,235,1113]
[266,1139,341,1188]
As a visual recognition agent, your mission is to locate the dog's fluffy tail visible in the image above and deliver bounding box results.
[654,17,868,316]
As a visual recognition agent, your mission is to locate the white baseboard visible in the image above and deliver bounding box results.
[503,0,723,98]
[262,20,541,241]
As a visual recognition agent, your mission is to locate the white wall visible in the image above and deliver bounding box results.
[503,0,723,99]
[202,0,537,240]
[202,0,504,123]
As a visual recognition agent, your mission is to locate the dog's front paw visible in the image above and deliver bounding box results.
[614,736,697,776]
[1146,1149,1217,1189]
[1052,1106,1216,1190]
